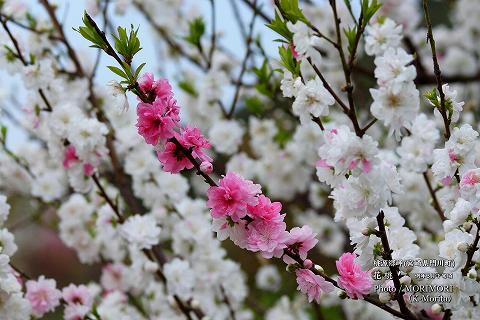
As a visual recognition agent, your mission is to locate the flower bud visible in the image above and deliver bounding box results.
[431,303,442,315]
[144,260,158,272]
[314,264,324,273]
[463,221,473,231]
[378,292,391,304]
[303,259,313,269]
[167,295,177,308]
[191,299,200,309]
[467,268,477,279]
[399,276,411,285]
[337,290,347,299]
[361,228,371,236]
[457,242,469,252]
[286,264,297,273]
[200,161,213,174]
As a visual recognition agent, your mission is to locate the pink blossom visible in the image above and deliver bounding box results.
[212,216,248,249]
[200,161,213,173]
[63,145,79,169]
[448,149,459,162]
[246,195,283,222]
[101,263,127,292]
[178,126,212,162]
[83,163,95,176]
[316,159,333,169]
[295,269,334,303]
[207,172,261,221]
[336,252,372,299]
[157,141,194,173]
[64,304,90,320]
[283,225,318,264]
[62,284,92,306]
[303,259,313,269]
[136,98,178,145]
[246,220,289,258]
[289,43,299,59]
[425,306,444,320]
[362,159,372,173]
[441,176,453,186]
[25,276,62,317]
[138,73,173,101]
[460,169,480,188]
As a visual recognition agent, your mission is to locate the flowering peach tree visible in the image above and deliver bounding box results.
[0,0,480,319]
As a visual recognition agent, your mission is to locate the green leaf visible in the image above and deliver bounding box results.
[343,26,357,55]
[266,11,293,42]
[112,25,142,64]
[184,17,205,46]
[178,79,198,97]
[278,45,300,76]
[362,0,382,26]
[252,59,275,98]
[26,13,37,29]
[107,65,128,79]
[133,62,146,81]
[3,45,17,62]
[245,96,264,115]
[74,12,108,50]
[0,125,7,143]
[253,59,269,83]
[279,0,308,24]
[423,88,439,107]
[274,128,291,146]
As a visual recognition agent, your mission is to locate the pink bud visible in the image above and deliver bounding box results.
[303,259,313,269]
[200,161,213,173]
[83,163,95,176]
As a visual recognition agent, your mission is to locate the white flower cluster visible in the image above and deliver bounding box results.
[0,194,31,319]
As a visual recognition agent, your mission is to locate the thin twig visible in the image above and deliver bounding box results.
[461,220,480,276]
[207,0,217,68]
[376,211,418,320]
[228,0,257,118]
[422,0,450,139]
[220,285,237,320]
[0,16,52,111]
[39,0,85,76]
[239,0,271,22]
[230,0,247,40]
[422,171,446,221]
[329,0,362,137]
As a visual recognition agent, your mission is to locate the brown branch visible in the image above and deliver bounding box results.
[93,175,204,319]
[422,0,450,139]
[376,211,418,320]
[329,0,362,137]
[239,0,271,22]
[220,285,237,320]
[207,0,217,68]
[0,13,62,41]
[422,171,446,221]
[284,249,411,319]
[0,16,52,111]
[39,0,85,76]
[461,220,480,276]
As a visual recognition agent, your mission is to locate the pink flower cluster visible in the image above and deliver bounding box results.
[336,252,373,299]
[136,73,212,174]
[25,276,62,317]
[63,145,95,176]
[207,172,318,260]
[62,284,93,320]
[295,269,334,303]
